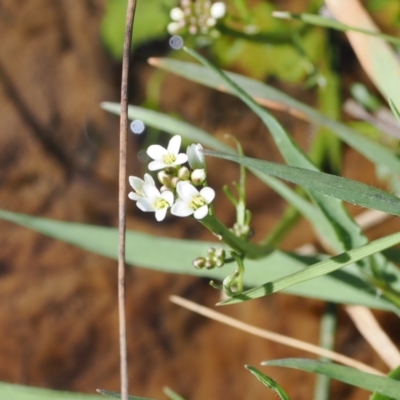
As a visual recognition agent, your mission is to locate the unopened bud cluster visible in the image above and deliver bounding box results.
[230,222,252,240]
[157,165,206,192]
[193,247,226,269]
[168,0,226,36]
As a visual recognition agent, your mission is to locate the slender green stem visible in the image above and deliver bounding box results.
[201,214,272,259]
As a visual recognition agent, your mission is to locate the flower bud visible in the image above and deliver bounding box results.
[178,166,190,180]
[193,257,206,269]
[171,177,180,188]
[191,169,206,185]
[158,170,171,186]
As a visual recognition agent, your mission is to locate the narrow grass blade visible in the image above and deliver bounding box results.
[245,366,290,400]
[220,231,400,305]
[263,359,400,399]
[149,58,400,174]
[273,12,400,46]
[163,387,186,400]
[0,209,397,311]
[203,150,400,216]
[371,365,400,400]
[0,381,104,400]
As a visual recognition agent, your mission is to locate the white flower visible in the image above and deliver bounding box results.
[170,7,185,21]
[128,173,156,201]
[210,2,226,19]
[147,135,188,171]
[136,185,174,222]
[186,143,205,169]
[171,181,215,220]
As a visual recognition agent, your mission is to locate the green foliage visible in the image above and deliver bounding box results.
[245,366,290,400]
[101,0,171,59]
[263,359,400,399]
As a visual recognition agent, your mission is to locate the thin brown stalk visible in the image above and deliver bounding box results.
[118,1,137,399]
[170,295,385,376]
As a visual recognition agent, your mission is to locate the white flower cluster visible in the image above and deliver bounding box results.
[168,0,226,36]
[129,135,215,221]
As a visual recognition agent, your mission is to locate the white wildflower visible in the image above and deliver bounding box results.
[147,135,188,171]
[210,2,226,19]
[136,185,174,222]
[171,181,215,219]
[128,173,156,201]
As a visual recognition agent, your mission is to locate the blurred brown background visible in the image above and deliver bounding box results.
[0,1,398,400]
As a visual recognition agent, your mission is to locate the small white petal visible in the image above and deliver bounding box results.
[147,144,167,160]
[171,200,193,217]
[200,187,215,203]
[155,208,168,221]
[170,7,184,21]
[194,205,209,219]
[176,181,199,202]
[137,198,154,212]
[168,135,182,154]
[175,153,188,165]
[142,184,160,199]
[129,176,143,191]
[148,160,168,171]
[210,2,226,19]
[144,173,155,186]
[187,143,205,169]
[128,192,140,201]
[161,191,175,207]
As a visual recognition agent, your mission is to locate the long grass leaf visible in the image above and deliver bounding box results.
[220,231,400,305]
[203,150,400,216]
[263,359,400,398]
[0,209,396,311]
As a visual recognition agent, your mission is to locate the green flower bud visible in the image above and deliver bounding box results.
[178,166,190,180]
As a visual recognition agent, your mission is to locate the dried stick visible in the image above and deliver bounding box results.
[118,1,137,399]
[170,295,384,375]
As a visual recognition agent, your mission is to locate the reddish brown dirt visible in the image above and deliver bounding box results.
[0,2,399,400]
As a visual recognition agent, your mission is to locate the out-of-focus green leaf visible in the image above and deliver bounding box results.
[203,149,400,216]
[246,366,290,400]
[273,12,400,45]
[0,381,104,400]
[263,359,400,399]
[220,231,400,305]
[0,209,396,311]
[163,387,186,400]
[101,0,169,59]
[371,364,400,399]
[97,389,155,400]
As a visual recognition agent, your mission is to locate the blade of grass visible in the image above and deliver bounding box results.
[220,231,400,305]
[272,11,400,46]
[245,366,290,400]
[0,208,396,311]
[203,149,400,216]
[263,359,400,398]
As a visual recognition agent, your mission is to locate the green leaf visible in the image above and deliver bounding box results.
[149,57,400,174]
[389,98,400,125]
[96,389,155,400]
[263,359,400,399]
[0,209,396,311]
[245,366,290,400]
[272,12,400,45]
[100,0,169,59]
[163,387,186,400]
[203,149,400,216]
[0,381,104,400]
[220,231,400,305]
[371,365,400,399]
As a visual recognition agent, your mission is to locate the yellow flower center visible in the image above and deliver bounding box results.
[190,195,206,210]
[154,198,168,210]
[164,153,177,165]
